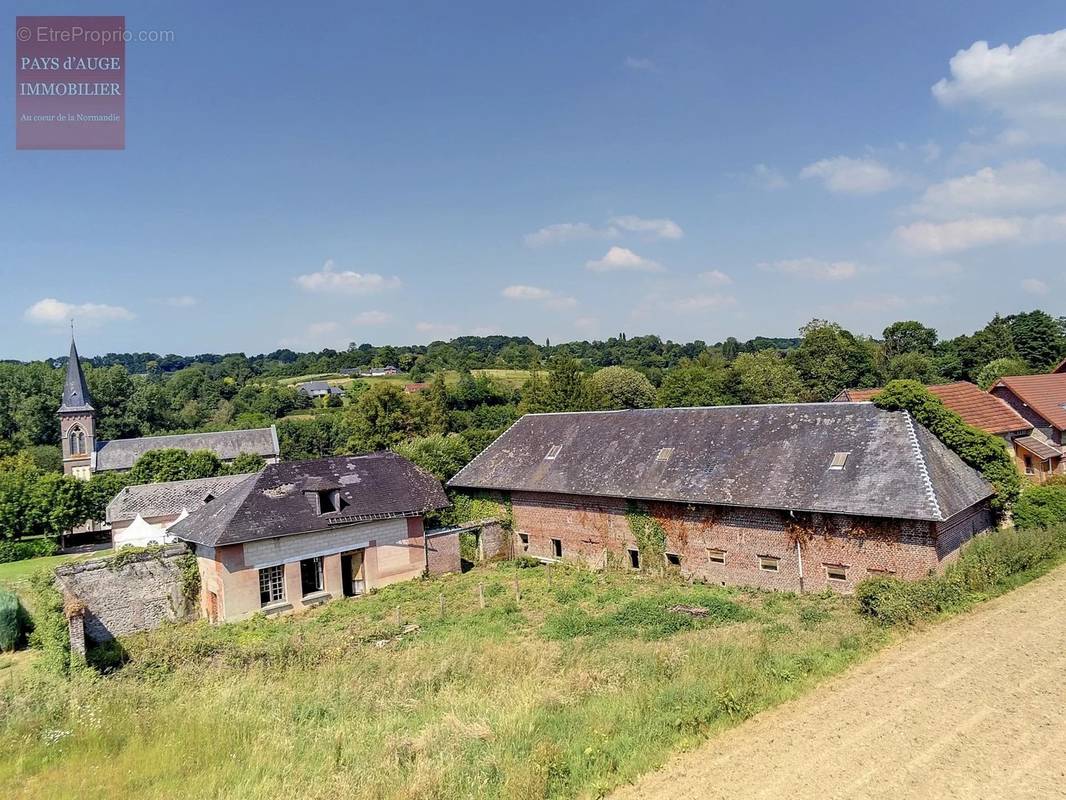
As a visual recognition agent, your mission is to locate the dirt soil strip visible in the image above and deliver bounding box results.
[613,565,1066,800]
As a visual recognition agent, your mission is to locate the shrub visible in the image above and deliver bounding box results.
[0,537,58,564]
[1013,482,1066,530]
[0,588,27,651]
[25,568,71,673]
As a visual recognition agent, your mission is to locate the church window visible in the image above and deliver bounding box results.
[69,427,86,455]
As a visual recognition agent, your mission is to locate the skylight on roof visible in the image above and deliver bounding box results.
[829,452,850,471]
[656,447,674,462]
[544,445,562,461]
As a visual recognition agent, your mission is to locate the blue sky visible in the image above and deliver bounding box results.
[3,1,1066,360]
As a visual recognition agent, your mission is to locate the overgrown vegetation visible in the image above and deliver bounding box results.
[625,503,667,572]
[0,537,56,564]
[1013,478,1066,529]
[177,553,200,610]
[0,562,882,799]
[24,567,70,674]
[872,380,1022,514]
[857,523,1066,626]
[0,589,26,652]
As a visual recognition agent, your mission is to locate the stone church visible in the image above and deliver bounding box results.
[59,336,280,479]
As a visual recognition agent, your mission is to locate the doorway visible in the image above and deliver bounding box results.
[341,550,366,597]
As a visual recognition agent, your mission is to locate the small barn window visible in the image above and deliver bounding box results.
[518,533,529,552]
[825,564,848,582]
[628,548,641,569]
[665,552,681,567]
[544,445,562,460]
[829,452,850,471]
[656,447,674,462]
[259,564,286,606]
[758,556,780,573]
[707,548,726,564]
[550,538,562,558]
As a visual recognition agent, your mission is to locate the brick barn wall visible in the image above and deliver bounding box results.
[509,491,965,593]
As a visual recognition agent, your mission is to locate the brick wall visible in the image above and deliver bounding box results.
[509,490,984,593]
[425,529,461,575]
[55,544,196,646]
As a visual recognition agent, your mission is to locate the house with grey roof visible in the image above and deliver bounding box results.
[448,403,995,593]
[57,335,280,481]
[296,380,345,399]
[168,452,453,623]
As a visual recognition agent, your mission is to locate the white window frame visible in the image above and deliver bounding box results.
[707,548,726,565]
[758,555,780,573]
[259,564,286,606]
[825,564,848,582]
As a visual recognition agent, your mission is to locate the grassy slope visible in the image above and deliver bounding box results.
[0,562,883,800]
[277,369,531,391]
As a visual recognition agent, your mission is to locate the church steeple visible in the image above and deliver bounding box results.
[59,336,94,413]
[58,335,96,478]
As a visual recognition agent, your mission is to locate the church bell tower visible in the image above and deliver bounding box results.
[58,336,96,479]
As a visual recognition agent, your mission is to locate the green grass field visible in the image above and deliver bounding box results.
[0,552,103,597]
[277,369,532,393]
[0,560,884,800]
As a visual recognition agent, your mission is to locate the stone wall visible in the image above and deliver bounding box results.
[425,529,461,575]
[55,544,196,653]
[476,519,511,562]
[508,490,981,593]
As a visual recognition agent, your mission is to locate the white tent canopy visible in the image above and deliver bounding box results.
[113,513,176,549]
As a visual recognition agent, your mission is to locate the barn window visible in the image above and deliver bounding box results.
[544,445,562,460]
[758,556,780,573]
[518,533,529,552]
[300,557,324,596]
[1025,456,1035,475]
[259,564,286,606]
[707,548,726,564]
[628,548,641,569]
[829,452,850,470]
[656,447,674,462]
[825,564,848,582]
[318,490,337,513]
[665,552,681,567]
[550,538,562,558]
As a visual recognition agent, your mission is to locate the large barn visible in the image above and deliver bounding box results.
[449,403,995,592]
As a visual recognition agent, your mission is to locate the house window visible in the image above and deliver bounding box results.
[544,445,562,461]
[1025,456,1035,475]
[550,538,562,558]
[665,552,682,567]
[519,533,530,552]
[656,447,674,462]
[758,556,780,573]
[628,548,641,569]
[707,548,726,564]
[300,557,324,596]
[825,564,848,582]
[318,490,337,513]
[259,564,286,606]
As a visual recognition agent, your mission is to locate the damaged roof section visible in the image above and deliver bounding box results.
[448,404,993,522]
[170,452,449,547]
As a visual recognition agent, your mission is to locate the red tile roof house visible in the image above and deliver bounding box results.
[833,382,1053,481]
[989,374,1066,481]
[449,404,995,593]
[168,453,453,623]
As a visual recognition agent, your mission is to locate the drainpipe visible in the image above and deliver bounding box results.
[790,510,805,594]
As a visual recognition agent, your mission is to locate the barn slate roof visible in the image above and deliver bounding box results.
[93,426,280,472]
[105,473,256,524]
[169,452,450,547]
[834,382,1031,435]
[448,404,993,523]
[58,338,94,413]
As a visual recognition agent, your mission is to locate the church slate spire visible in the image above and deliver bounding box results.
[59,336,95,413]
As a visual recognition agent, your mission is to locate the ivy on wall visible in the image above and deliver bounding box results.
[625,501,666,572]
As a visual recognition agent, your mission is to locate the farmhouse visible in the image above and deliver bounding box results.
[168,452,453,623]
[449,404,994,593]
[105,473,255,549]
[833,381,1050,480]
[296,380,345,400]
[59,336,280,480]
[990,373,1066,479]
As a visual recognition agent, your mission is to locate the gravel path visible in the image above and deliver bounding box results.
[613,566,1066,800]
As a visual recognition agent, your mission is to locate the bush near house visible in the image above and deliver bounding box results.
[1012,479,1066,530]
[0,589,27,652]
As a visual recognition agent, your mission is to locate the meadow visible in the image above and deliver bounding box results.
[0,559,882,800]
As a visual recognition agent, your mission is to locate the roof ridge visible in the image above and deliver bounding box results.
[903,411,943,521]
[523,401,879,417]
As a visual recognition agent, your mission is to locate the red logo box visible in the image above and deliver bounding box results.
[16,16,126,150]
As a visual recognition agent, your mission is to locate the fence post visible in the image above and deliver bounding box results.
[439,593,445,617]
[514,570,521,602]
[394,605,401,627]
[546,560,552,588]
[478,583,485,609]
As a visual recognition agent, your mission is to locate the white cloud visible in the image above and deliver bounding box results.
[163,295,197,308]
[352,310,391,325]
[624,56,655,71]
[892,214,1066,254]
[586,246,664,273]
[294,259,401,294]
[914,260,965,277]
[914,160,1066,217]
[415,321,460,338]
[501,285,577,310]
[671,293,738,312]
[932,29,1066,125]
[1022,277,1049,295]
[758,258,860,281]
[24,297,134,325]
[699,269,733,286]
[574,316,599,332]
[523,222,604,247]
[799,156,901,194]
[751,163,789,190]
[609,215,683,240]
